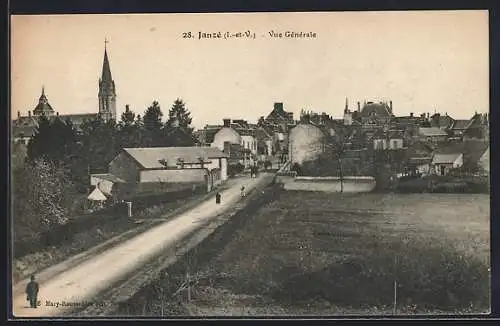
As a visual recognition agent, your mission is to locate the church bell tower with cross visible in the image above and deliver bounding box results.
[98,38,117,122]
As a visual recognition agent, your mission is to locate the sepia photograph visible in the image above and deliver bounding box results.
[10,10,490,318]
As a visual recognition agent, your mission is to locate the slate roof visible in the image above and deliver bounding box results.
[122,147,229,169]
[418,127,448,137]
[361,101,391,118]
[452,119,470,130]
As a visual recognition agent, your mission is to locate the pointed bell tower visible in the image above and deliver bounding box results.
[98,38,116,122]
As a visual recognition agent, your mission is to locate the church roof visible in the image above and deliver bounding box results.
[32,87,55,115]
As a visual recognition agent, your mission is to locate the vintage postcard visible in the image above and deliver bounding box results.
[10,11,490,318]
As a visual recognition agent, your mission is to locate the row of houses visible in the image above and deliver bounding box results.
[285,99,489,177]
[195,102,296,168]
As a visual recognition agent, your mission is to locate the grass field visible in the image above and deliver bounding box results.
[143,190,491,316]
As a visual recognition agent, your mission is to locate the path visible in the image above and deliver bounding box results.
[12,173,270,317]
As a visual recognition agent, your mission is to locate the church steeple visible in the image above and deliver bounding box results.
[98,38,116,122]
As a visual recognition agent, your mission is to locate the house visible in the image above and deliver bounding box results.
[372,130,404,151]
[211,119,242,151]
[403,141,434,176]
[463,113,489,140]
[94,147,229,198]
[211,118,259,167]
[430,139,488,176]
[416,127,448,144]
[196,125,222,147]
[288,120,326,165]
[430,113,455,130]
[431,153,464,176]
[450,119,470,137]
[254,127,273,161]
[360,100,393,125]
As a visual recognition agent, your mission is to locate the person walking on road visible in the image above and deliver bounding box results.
[240,186,246,197]
[26,274,39,308]
[215,192,221,204]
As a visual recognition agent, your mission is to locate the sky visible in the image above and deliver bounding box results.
[11,11,488,130]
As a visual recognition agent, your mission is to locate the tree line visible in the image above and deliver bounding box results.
[13,99,195,244]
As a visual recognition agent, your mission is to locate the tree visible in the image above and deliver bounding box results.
[324,126,356,192]
[27,115,79,167]
[142,101,164,146]
[165,98,193,132]
[118,105,142,149]
[120,104,136,127]
[163,99,196,147]
[79,116,120,175]
[13,158,78,243]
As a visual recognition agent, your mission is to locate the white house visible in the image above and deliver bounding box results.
[211,119,241,151]
[288,122,325,165]
[431,153,463,176]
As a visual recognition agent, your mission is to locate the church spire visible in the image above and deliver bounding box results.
[98,38,116,122]
[101,38,113,82]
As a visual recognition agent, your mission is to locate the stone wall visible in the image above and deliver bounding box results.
[276,175,376,193]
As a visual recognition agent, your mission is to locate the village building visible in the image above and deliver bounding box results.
[430,112,455,130]
[416,127,448,144]
[372,129,405,151]
[403,141,435,176]
[429,139,489,176]
[360,100,393,125]
[431,153,464,176]
[288,118,326,165]
[91,147,229,199]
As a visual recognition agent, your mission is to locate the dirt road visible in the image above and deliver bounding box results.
[12,174,271,317]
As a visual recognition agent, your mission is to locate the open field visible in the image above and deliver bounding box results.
[121,190,490,316]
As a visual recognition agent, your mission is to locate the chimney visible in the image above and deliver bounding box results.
[357,101,360,111]
[274,102,284,112]
[56,112,59,116]
[389,101,393,112]
[125,104,130,112]
[17,111,20,119]
[410,112,414,118]
[28,111,31,117]
[223,118,231,127]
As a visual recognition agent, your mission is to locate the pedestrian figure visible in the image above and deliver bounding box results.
[215,192,221,204]
[26,275,39,308]
[240,186,246,197]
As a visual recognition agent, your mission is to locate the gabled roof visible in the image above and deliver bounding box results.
[432,153,462,164]
[122,147,229,169]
